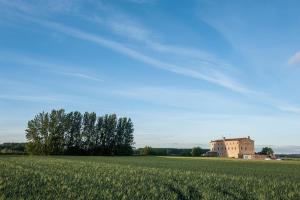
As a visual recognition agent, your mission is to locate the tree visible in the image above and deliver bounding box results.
[26,112,47,155]
[0,143,26,154]
[260,147,274,155]
[48,109,65,155]
[100,114,117,155]
[140,146,154,156]
[191,147,202,156]
[94,116,104,154]
[121,118,134,155]
[64,111,83,154]
[82,112,97,152]
[25,109,135,155]
[73,112,83,149]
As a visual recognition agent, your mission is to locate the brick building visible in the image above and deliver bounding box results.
[210,136,255,158]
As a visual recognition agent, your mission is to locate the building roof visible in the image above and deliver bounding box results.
[210,137,252,143]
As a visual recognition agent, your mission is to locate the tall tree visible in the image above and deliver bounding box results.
[48,109,65,154]
[106,114,117,155]
[114,118,126,154]
[26,116,42,154]
[40,112,50,154]
[95,116,104,153]
[64,112,74,150]
[123,118,134,155]
[82,112,97,153]
[72,111,83,152]
[25,110,134,155]
[99,114,117,154]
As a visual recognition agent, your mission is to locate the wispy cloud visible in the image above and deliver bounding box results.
[92,12,225,67]
[59,72,103,82]
[0,0,245,93]
[275,104,300,114]
[288,51,300,65]
[125,0,156,4]
[2,1,300,115]
[0,0,79,16]
[0,94,60,103]
[0,53,103,82]
[113,86,254,112]
[26,18,250,94]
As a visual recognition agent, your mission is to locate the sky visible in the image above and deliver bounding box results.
[1,0,300,153]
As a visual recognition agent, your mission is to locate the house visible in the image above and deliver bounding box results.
[209,136,255,158]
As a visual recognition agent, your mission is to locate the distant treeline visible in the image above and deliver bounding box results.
[277,154,300,159]
[0,143,26,155]
[136,147,209,156]
[26,109,134,155]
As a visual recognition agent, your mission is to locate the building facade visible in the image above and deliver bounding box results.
[210,137,254,158]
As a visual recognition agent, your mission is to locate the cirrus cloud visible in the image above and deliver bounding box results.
[288,51,300,65]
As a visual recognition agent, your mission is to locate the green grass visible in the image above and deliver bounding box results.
[0,156,299,200]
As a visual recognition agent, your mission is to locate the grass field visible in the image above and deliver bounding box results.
[0,156,300,200]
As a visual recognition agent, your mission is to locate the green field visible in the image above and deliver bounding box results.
[0,156,299,200]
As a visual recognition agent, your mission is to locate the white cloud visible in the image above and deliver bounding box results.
[0,53,103,82]
[28,19,250,94]
[0,94,60,102]
[59,72,103,82]
[288,51,300,65]
[275,104,300,114]
[0,0,79,16]
[2,1,300,115]
[95,13,224,66]
[1,1,245,93]
[125,0,156,4]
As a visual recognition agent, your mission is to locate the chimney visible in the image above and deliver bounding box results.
[248,136,250,139]
[223,137,226,140]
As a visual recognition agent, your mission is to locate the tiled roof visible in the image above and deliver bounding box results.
[211,137,252,142]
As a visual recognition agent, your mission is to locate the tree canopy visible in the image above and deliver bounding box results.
[260,147,274,155]
[140,146,154,156]
[25,109,134,155]
[191,146,203,156]
[0,143,26,154]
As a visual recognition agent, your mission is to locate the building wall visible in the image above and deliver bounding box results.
[210,138,254,158]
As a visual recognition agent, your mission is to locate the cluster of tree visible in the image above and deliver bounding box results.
[137,146,209,156]
[277,154,300,159]
[26,109,134,155]
[0,143,26,154]
[191,147,203,156]
[259,147,274,155]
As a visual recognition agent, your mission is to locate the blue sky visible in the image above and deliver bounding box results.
[1,0,300,153]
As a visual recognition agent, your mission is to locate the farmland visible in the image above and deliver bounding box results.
[0,156,300,200]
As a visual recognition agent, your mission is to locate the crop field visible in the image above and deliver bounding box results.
[0,156,300,200]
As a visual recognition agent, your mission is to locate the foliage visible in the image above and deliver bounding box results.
[191,146,202,156]
[260,147,274,155]
[0,156,299,200]
[135,148,209,156]
[139,146,154,155]
[25,109,134,155]
[0,143,26,154]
